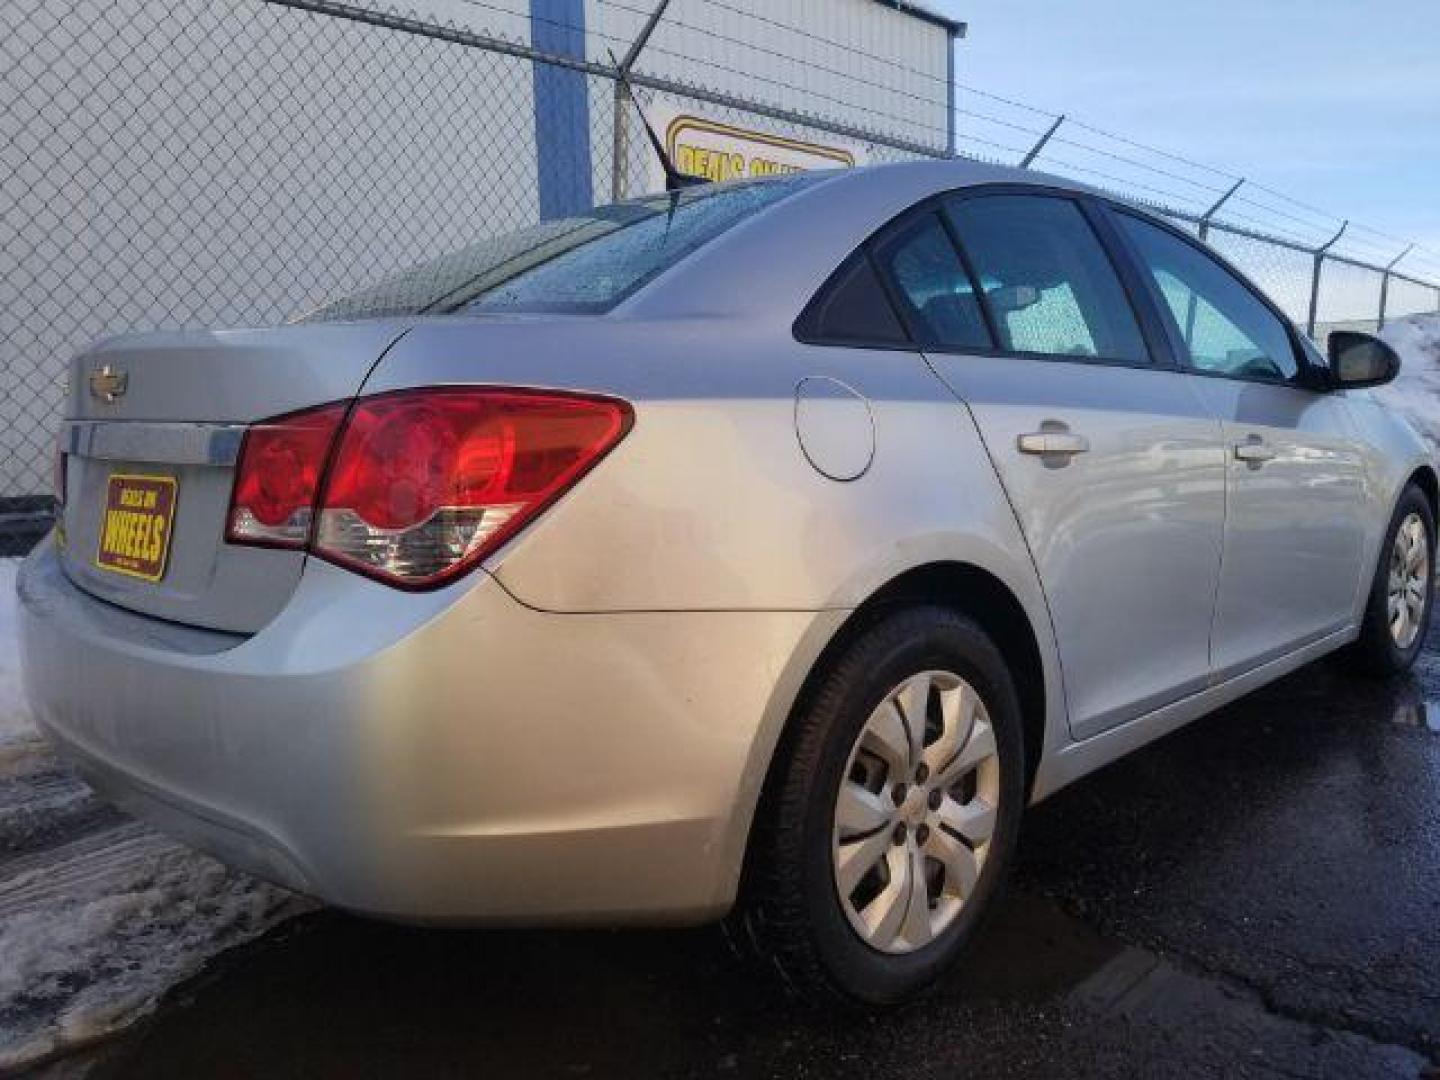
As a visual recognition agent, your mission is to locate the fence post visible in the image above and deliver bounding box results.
[1306,220,1348,338]
[610,0,673,201]
[1019,115,1064,168]
[1377,244,1413,332]
[945,27,958,158]
[1197,178,1244,243]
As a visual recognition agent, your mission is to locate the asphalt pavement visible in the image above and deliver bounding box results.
[38,622,1440,1080]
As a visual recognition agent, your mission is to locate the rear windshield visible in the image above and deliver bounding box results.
[300,175,823,322]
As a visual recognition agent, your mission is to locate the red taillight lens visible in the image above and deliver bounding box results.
[314,389,631,587]
[225,388,632,589]
[226,403,347,547]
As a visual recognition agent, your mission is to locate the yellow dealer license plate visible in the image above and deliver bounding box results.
[95,473,177,582]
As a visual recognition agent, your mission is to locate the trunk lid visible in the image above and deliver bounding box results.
[58,322,411,633]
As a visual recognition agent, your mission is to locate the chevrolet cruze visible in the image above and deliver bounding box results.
[18,160,1434,1004]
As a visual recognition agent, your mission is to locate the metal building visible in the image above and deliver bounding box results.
[0,0,962,508]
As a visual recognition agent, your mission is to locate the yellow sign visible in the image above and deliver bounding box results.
[95,473,177,582]
[652,111,865,190]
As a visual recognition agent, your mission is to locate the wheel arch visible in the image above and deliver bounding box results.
[726,560,1051,911]
[817,563,1048,797]
[1406,463,1438,521]
[1367,463,1440,600]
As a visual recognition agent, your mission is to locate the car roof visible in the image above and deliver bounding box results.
[817,156,1099,199]
[618,158,1121,322]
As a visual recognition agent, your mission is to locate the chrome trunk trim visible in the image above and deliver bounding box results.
[62,420,246,467]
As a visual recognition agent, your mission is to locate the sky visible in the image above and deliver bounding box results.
[936,0,1440,275]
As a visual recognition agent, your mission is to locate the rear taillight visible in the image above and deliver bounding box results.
[226,403,347,548]
[226,388,632,589]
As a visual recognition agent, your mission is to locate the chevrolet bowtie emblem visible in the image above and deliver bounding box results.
[88,364,128,402]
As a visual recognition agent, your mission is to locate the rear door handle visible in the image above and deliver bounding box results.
[1234,439,1277,463]
[1017,432,1090,457]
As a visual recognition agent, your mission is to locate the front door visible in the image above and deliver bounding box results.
[1109,210,1368,678]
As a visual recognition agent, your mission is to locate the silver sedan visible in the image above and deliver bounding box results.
[18,160,1434,1004]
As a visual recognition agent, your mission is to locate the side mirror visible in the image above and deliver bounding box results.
[1328,331,1400,389]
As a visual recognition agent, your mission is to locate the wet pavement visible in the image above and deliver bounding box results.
[39,628,1440,1079]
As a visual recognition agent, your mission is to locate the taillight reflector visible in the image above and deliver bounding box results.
[225,403,347,548]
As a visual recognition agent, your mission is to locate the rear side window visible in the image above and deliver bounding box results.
[944,195,1150,364]
[794,250,909,347]
[1115,213,1299,382]
[871,212,992,350]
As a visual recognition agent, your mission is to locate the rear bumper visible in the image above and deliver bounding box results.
[18,539,838,924]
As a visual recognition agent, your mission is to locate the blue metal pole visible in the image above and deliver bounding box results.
[531,0,594,219]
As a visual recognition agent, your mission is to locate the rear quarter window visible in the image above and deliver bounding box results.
[794,250,910,348]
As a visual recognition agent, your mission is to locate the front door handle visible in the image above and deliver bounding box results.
[1017,432,1090,457]
[1234,438,1277,464]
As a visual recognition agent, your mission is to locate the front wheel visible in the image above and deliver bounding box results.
[733,607,1025,1005]
[1349,483,1435,676]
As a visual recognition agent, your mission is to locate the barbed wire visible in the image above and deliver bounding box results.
[415,0,1431,273]
[1046,134,1232,200]
[955,108,1050,142]
[594,0,967,121]
[3,0,1438,510]
[677,0,958,90]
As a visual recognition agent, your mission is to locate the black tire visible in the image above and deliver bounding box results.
[732,606,1026,1006]
[1348,482,1435,676]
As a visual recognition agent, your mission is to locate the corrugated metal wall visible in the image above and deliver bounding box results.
[407,0,955,152]
[590,0,952,152]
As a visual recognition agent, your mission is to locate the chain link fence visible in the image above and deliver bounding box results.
[4,0,1439,536]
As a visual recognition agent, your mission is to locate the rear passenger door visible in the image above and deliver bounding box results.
[1109,211,1368,677]
[878,190,1226,740]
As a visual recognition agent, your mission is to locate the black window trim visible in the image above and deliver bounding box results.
[793,181,1183,375]
[938,186,1176,371]
[793,245,919,351]
[1096,201,1327,392]
[933,206,1002,349]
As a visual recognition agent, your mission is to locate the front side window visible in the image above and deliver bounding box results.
[871,212,992,350]
[1115,212,1299,382]
[943,194,1150,364]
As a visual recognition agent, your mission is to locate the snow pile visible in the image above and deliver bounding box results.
[0,824,310,1070]
[0,557,313,1071]
[0,560,37,749]
[1377,314,1440,455]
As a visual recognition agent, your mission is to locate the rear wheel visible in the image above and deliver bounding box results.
[1349,483,1434,676]
[734,607,1025,1005]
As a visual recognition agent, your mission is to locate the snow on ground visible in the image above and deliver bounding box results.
[0,558,313,1071]
[0,560,36,750]
[1378,314,1440,455]
[0,824,310,1070]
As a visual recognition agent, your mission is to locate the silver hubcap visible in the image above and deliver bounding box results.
[1388,512,1429,650]
[832,670,1000,955]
